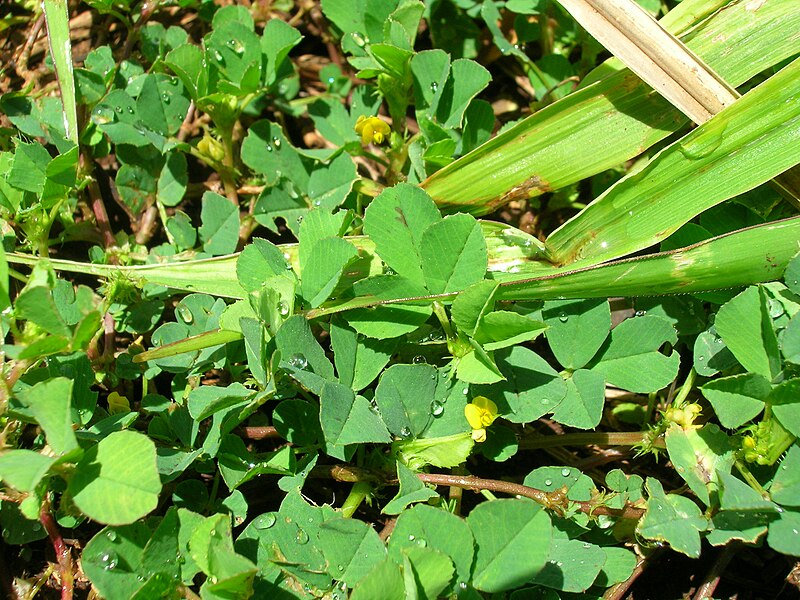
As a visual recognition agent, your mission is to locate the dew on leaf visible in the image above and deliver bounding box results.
[97,551,119,571]
[430,400,444,416]
[105,529,117,542]
[295,528,309,544]
[412,355,427,364]
[288,353,308,370]
[561,468,571,477]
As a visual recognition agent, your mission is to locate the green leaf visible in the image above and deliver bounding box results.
[388,504,474,585]
[15,285,72,337]
[317,517,387,586]
[708,470,776,546]
[319,381,391,446]
[543,298,610,369]
[550,368,606,429]
[638,477,707,558]
[261,19,302,86]
[350,559,406,600]
[786,252,800,295]
[524,466,595,501]
[190,513,257,597]
[476,310,548,351]
[474,346,567,423]
[770,444,800,506]
[700,373,770,429]
[345,275,433,339]
[199,192,239,256]
[157,151,188,207]
[664,424,735,506]
[301,237,359,307]
[693,329,737,376]
[18,377,78,455]
[383,460,439,514]
[769,379,800,438]
[275,316,335,382]
[242,120,308,187]
[0,450,55,493]
[782,313,800,364]
[395,545,454,600]
[164,44,208,100]
[420,214,487,294]
[456,343,504,384]
[374,364,437,437]
[8,140,50,194]
[68,431,161,525]
[187,383,253,421]
[236,238,293,293]
[437,58,491,129]
[468,498,552,593]
[330,317,396,391]
[82,522,154,600]
[715,286,781,380]
[530,538,606,593]
[363,183,441,285]
[451,280,499,338]
[136,74,190,136]
[594,547,637,588]
[768,507,800,556]
[392,432,474,470]
[587,315,680,393]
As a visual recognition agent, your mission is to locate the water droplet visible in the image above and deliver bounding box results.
[558,312,568,322]
[399,426,412,438]
[177,304,193,323]
[161,93,170,104]
[698,355,706,361]
[278,301,290,316]
[313,199,321,207]
[634,310,647,317]
[127,106,134,114]
[296,215,304,224]
[266,144,273,152]
[272,136,282,148]
[408,534,416,541]
[415,538,427,547]
[412,355,427,364]
[327,76,336,84]
[430,81,438,92]
[114,106,123,113]
[459,582,468,590]
[544,479,553,486]
[105,530,117,542]
[295,528,309,544]
[768,298,785,318]
[561,468,570,477]
[213,50,224,61]
[541,398,550,405]
[462,388,469,395]
[430,400,444,416]
[97,551,118,571]
[288,353,308,370]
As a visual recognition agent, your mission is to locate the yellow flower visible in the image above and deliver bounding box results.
[355,115,391,145]
[107,391,130,415]
[465,396,498,443]
[665,402,702,430]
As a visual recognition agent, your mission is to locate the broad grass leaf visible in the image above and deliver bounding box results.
[468,498,552,593]
[69,431,161,525]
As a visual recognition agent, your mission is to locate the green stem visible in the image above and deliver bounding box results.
[734,460,769,499]
[341,481,372,518]
[672,368,697,405]
[519,431,665,450]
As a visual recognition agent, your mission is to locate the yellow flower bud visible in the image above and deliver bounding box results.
[107,391,131,415]
[355,115,391,145]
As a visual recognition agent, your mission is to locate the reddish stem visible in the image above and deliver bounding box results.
[40,502,73,600]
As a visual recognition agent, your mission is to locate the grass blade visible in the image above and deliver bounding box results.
[421,0,799,215]
[42,0,78,144]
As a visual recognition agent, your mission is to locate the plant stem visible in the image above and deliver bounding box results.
[672,368,697,405]
[40,500,73,600]
[341,481,372,518]
[519,431,665,450]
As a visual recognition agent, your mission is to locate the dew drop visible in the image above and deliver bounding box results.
[266,144,273,152]
[634,310,647,317]
[296,215,304,224]
[327,76,336,84]
[272,136,282,149]
[114,106,123,113]
[105,529,117,542]
[462,388,469,395]
[161,93,171,104]
[561,468,570,477]
[544,479,552,487]
[313,199,321,207]
[558,312,568,322]
[288,353,308,370]
[213,50,224,61]
[698,355,706,361]
[97,551,119,571]
[177,304,193,323]
[541,397,550,406]
[430,81,438,92]
[399,426,412,438]
[278,301,290,316]
[127,106,135,114]
[295,528,309,544]
[430,400,444,417]
[408,534,416,541]
[412,355,427,364]
[415,538,427,547]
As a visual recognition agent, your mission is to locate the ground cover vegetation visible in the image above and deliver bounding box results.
[1,0,800,597]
